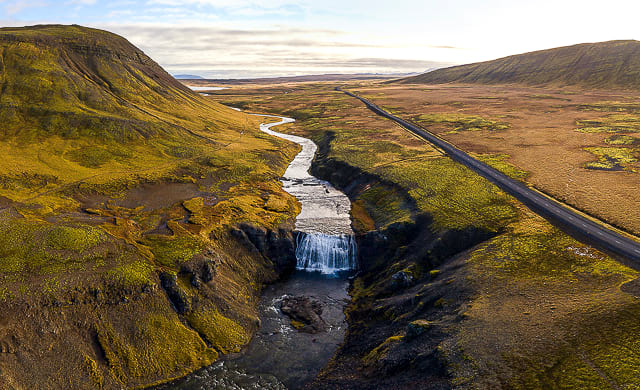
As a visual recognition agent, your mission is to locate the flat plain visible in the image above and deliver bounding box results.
[352,83,640,236]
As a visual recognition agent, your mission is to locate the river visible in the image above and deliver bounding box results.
[155,114,356,389]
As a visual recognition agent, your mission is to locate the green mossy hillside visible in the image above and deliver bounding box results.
[0,25,302,389]
[0,25,295,217]
[399,40,640,90]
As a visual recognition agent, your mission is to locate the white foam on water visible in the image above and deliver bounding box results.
[295,233,357,274]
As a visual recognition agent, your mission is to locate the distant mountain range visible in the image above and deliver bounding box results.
[184,73,415,85]
[174,74,204,79]
[399,40,640,89]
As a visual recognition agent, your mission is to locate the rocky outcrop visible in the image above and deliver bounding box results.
[180,249,220,288]
[280,296,327,334]
[307,218,485,389]
[357,215,494,277]
[159,272,191,314]
[232,223,297,277]
[405,320,432,341]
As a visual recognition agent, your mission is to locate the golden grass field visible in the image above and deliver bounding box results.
[352,83,640,236]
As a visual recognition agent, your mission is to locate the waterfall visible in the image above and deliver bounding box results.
[295,233,357,274]
[255,114,358,275]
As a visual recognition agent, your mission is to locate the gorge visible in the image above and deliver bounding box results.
[158,114,358,389]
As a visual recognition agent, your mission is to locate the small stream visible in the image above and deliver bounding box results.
[157,114,356,389]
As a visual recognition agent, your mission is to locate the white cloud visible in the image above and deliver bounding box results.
[146,0,308,7]
[99,23,453,78]
[4,0,47,15]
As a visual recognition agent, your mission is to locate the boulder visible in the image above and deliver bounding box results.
[280,295,326,333]
[391,270,414,290]
[405,319,432,341]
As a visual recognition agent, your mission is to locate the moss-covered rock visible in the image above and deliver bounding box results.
[362,335,404,367]
[405,320,432,341]
[186,309,249,354]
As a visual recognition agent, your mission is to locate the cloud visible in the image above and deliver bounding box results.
[143,0,309,17]
[146,0,307,7]
[100,23,452,78]
[3,0,48,15]
[0,0,460,78]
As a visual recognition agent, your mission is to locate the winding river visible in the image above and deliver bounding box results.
[156,114,356,389]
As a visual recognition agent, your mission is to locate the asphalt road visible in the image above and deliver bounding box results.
[338,88,640,267]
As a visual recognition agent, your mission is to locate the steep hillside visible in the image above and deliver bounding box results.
[0,24,244,141]
[0,25,301,388]
[399,40,640,89]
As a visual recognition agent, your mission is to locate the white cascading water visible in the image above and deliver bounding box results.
[256,114,358,274]
[296,233,357,273]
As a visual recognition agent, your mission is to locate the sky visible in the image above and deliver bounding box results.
[1,0,639,78]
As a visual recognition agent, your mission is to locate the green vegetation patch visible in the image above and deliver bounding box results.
[474,153,529,181]
[105,259,154,289]
[96,314,216,381]
[144,234,206,267]
[383,158,517,232]
[45,225,105,251]
[0,172,60,190]
[524,94,571,101]
[362,335,404,366]
[66,145,131,168]
[578,101,640,113]
[82,354,104,389]
[282,108,322,121]
[604,134,640,145]
[186,309,249,354]
[183,197,207,225]
[576,114,640,133]
[583,147,638,171]
[357,184,412,228]
[470,224,634,281]
[0,218,107,274]
[416,113,510,132]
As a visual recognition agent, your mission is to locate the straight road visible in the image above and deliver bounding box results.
[338,88,640,266]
